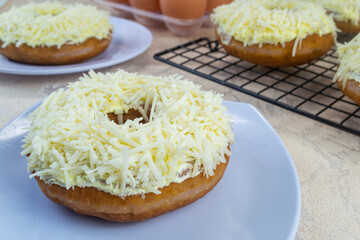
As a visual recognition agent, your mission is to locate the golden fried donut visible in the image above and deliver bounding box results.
[22,70,234,221]
[0,36,112,65]
[35,154,229,222]
[0,2,113,65]
[335,20,360,34]
[337,79,360,106]
[211,0,336,67]
[216,31,334,67]
[334,33,360,106]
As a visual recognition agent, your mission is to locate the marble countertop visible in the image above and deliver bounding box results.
[1,1,359,239]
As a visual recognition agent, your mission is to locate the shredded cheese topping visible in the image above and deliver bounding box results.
[211,0,336,56]
[0,1,112,48]
[334,33,360,86]
[308,0,360,25]
[21,70,234,197]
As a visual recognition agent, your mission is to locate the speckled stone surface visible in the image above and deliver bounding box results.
[0,1,359,239]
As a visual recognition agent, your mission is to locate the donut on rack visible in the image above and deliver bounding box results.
[308,0,360,34]
[210,0,337,67]
[21,70,234,222]
[0,2,113,65]
[334,33,360,106]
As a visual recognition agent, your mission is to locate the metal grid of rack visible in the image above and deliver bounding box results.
[154,37,360,136]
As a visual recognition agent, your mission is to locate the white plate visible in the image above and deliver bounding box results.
[0,101,301,240]
[0,17,152,75]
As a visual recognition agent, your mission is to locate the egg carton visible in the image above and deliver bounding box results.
[95,0,212,36]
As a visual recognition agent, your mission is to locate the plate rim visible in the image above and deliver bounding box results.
[0,17,153,76]
[233,102,301,240]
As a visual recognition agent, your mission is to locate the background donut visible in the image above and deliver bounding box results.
[0,2,113,65]
[307,0,360,34]
[211,0,336,67]
[334,33,360,106]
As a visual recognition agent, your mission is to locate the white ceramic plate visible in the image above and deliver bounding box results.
[0,17,152,75]
[0,101,301,240]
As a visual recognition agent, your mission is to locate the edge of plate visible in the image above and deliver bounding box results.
[0,101,42,137]
[227,101,301,240]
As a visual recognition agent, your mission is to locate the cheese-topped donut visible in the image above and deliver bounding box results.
[334,33,360,106]
[0,2,113,65]
[211,0,337,67]
[309,0,360,34]
[21,70,234,221]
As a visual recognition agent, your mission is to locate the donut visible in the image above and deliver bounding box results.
[337,79,360,105]
[215,31,334,68]
[210,0,336,67]
[0,37,112,65]
[308,0,360,34]
[334,33,360,106]
[334,20,360,34]
[0,2,113,65]
[21,70,234,222]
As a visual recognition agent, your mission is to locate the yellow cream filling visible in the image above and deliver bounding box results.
[211,0,336,55]
[334,33,360,86]
[21,70,234,197]
[0,1,113,48]
[309,0,360,25]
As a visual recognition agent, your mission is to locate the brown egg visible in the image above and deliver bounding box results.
[106,0,131,19]
[129,0,161,27]
[207,0,233,12]
[129,0,160,12]
[159,0,207,19]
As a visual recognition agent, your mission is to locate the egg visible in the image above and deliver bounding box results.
[129,0,160,12]
[106,0,131,19]
[128,0,161,27]
[206,0,233,12]
[159,0,207,19]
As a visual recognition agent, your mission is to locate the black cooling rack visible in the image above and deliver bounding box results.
[154,38,360,137]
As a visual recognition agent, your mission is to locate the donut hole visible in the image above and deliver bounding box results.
[107,105,151,125]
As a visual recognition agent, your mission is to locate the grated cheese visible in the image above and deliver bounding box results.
[211,0,336,56]
[22,70,234,197]
[0,1,112,48]
[334,33,360,86]
[307,0,360,25]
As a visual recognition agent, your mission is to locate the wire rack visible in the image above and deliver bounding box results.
[154,37,360,137]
